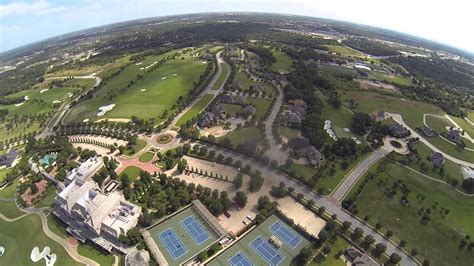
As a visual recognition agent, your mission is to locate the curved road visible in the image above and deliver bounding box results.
[264,85,288,165]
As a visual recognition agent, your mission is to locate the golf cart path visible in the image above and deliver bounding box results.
[393,113,474,167]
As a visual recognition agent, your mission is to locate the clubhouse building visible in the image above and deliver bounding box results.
[53,156,141,253]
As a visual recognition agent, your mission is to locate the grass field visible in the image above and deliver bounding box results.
[310,235,350,266]
[138,152,155,163]
[47,56,130,78]
[467,111,474,121]
[234,71,277,96]
[245,97,272,120]
[220,103,242,117]
[123,139,147,156]
[322,104,356,139]
[271,50,293,74]
[0,201,24,219]
[425,115,452,133]
[322,45,365,57]
[223,127,264,148]
[347,160,474,265]
[0,120,41,142]
[0,169,16,198]
[212,60,229,90]
[278,126,301,140]
[77,241,115,266]
[119,166,142,182]
[34,186,57,208]
[341,90,444,129]
[147,206,219,265]
[424,135,474,162]
[289,162,317,180]
[46,213,69,239]
[369,72,413,87]
[64,50,207,123]
[450,115,474,137]
[0,214,81,266]
[176,94,215,127]
[208,214,310,266]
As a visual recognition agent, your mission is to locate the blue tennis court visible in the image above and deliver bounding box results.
[250,236,284,266]
[159,228,188,260]
[228,252,254,266]
[181,215,210,245]
[269,221,302,249]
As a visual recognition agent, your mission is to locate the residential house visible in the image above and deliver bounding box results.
[242,105,256,117]
[65,157,104,186]
[421,126,437,138]
[389,124,410,138]
[371,110,386,122]
[0,150,18,168]
[445,130,462,144]
[288,138,323,167]
[281,112,302,128]
[198,112,218,128]
[429,151,444,168]
[345,247,378,266]
[211,104,226,119]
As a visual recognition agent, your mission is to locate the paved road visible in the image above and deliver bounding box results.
[391,113,474,168]
[331,148,390,201]
[195,142,417,266]
[162,50,229,132]
[264,85,288,165]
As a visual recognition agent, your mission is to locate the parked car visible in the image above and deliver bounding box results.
[242,220,249,225]
[246,215,253,221]
[224,211,231,218]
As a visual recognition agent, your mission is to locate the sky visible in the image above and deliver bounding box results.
[1,0,473,54]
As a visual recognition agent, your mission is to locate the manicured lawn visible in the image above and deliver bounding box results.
[119,166,142,182]
[61,78,96,89]
[138,151,155,163]
[34,186,57,208]
[0,214,81,266]
[271,49,293,74]
[212,60,229,90]
[347,160,474,265]
[278,126,301,140]
[123,139,147,156]
[176,94,215,127]
[65,50,207,123]
[0,201,24,219]
[322,104,356,139]
[310,235,350,266]
[223,127,264,148]
[245,97,272,120]
[341,90,445,129]
[77,241,115,266]
[0,169,17,198]
[425,115,452,133]
[46,213,70,239]
[220,103,242,117]
[450,115,474,137]
[289,162,317,180]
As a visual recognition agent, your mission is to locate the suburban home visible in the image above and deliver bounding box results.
[242,105,256,117]
[211,104,226,119]
[429,151,444,168]
[0,149,18,168]
[445,130,462,144]
[288,138,323,167]
[65,156,104,186]
[281,112,302,128]
[371,110,386,122]
[218,94,247,105]
[198,112,218,128]
[249,84,264,94]
[420,125,437,137]
[461,166,474,180]
[345,247,378,266]
[389,124,410,138]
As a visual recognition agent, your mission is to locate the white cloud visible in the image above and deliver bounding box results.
[0,0,66,17]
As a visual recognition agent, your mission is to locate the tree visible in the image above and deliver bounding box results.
[249,172,264,192]
[351,112,374,135]
[293,246,313,264]
[374,243,387,255]
[234,173,243,189]
[257,196,270,210]
[389,253,402,264]
[197,251,208,262]
[121,174,130,187]
[177,159,188,173]
[352,227,364,241]
[235,191,247,208]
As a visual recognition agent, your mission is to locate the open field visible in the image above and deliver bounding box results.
[289,162,317,180]
[424,135,474,162]
[176,94,215,127]
[222,126,265,148]
[245,97,272,120]
[138,152,155,163]
[0,201,24,219]
[341,90,444,128]
[425,115,452,133]
[271,49,293,74]
[77,241,115,266]
[369,72,413,87]
[208,214,311,266]
[322,45,364,57]
[346,160,474,265]
[123,139,147,156]
[212,59,229,90]
[119,166,142,182]
[64,50,208,123]
[147,206,219,265]
[0,214,81,266]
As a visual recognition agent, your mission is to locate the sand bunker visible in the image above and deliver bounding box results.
[31,246,56,266]
[161,77,167,80]
[135,62,142,66]
[83,119,90,122]
[24,96,29,100]
[40,89,49,94]
[14,102,24,107]
[324,120,337,141]
[67,93,73,98]
[52,100,61,104]
[139,67,144,70]
[97,104,116,117]
[140,89,146,92]
[0,246,4,256]
[202,61,207,64]
[145,61,158,70]
[173,73,178,76]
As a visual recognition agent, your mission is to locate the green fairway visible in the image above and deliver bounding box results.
[119,166,142,182]
[0,201,24,219]
[176,94,215,127]
[138,152,155,163]
[0,214,81,266]
[0,169,17,198]
[147,206,219,265]
[245,97,272,120]
[223,127,264,148]
[64,50,208,123]
[467,111,474,121]
[347,160,474,265]
[208,214,310,266]
[322,104,357,139]
[425,115,452,133]
[212,60,229,90]
[271,49,293,74]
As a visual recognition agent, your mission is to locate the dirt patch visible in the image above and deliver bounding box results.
[95,118,131,123]
[356,79,401,94]
[277,197,326,238]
